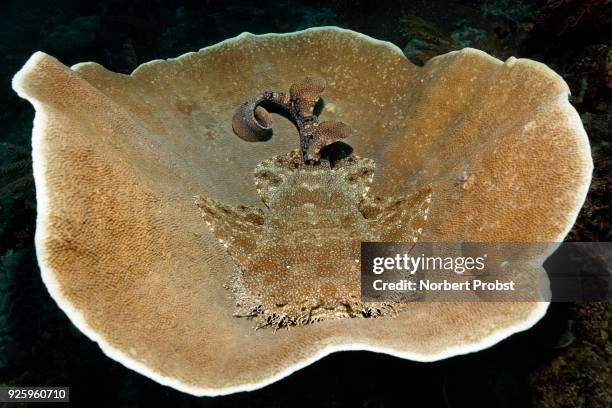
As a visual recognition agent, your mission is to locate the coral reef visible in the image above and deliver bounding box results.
[568,114,611,241]
[540,0,612,36]
[398,15,461,65]
[0,0,608,405]
[44,16,101,54]
[12,25,590,394]
[530,302,611,407]
[0,143,34,250]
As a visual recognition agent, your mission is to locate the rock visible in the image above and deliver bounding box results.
[45,16,100,55]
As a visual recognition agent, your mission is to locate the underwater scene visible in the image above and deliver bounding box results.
[1,0,610,406]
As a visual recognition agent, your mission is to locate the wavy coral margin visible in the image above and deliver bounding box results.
[13,26,591,396]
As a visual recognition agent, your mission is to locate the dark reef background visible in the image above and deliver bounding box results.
[0,0,610,406]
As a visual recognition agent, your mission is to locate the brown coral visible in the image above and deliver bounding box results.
[12,27,592,395]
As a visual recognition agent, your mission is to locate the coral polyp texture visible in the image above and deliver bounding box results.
[12,27,592,396]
